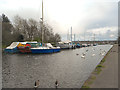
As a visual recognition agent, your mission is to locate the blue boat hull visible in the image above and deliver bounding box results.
[52,48,61,52]
[31,48,60,54]
[4,47,19,53]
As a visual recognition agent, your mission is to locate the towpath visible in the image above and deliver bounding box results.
[90,44,118,88]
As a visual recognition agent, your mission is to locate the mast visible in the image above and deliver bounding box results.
[67,29,69,40]
[71,27,72,42]
[41,0,44,45]
[84,31,85,41]
[74,34,75,41]
[94,34,95,44]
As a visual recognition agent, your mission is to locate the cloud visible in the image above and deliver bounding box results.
[110,34,115,38]
[86,26,117,34]
[61,26,118,41]
[45,1,118,35]
[0,0,118,41]
[83,26,118,40]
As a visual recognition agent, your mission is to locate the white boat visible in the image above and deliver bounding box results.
[4,42,19,53]
[56,40,74,49]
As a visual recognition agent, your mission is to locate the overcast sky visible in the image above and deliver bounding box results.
[0,0,119,41]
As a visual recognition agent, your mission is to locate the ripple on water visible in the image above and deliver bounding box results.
[2,45,113,88]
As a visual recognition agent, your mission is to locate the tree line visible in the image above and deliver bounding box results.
[2,14,61,47]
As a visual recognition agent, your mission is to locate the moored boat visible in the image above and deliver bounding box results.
[56,40,75,49]
[76,43,81,48]
[4,42,61,54]
[4,42,19,53]
[17,41,38,53]
[17,43,31,53]
[30,43,60,54]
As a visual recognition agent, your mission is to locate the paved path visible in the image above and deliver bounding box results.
[0,47,2,89]
[90,44,118,88]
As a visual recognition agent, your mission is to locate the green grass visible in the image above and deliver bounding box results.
[100,58,106,64]
[94,64,105,74]
[82,85,90,88]
[87,81,93,85]
[102,65,105,68]
[91,76,96,80]
[95,67,102,74]
[97,64,102,67]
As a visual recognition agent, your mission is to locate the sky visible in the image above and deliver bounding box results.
[0,0,119,41]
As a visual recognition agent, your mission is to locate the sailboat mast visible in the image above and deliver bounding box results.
[41,0,44,45]
[71,27,72,41]
[67,29,69,40]
[74,34,75,41]
[94,34,95,44]
[42,0,43,20]
[84,31,85,41]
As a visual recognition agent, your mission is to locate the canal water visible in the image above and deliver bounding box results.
[2,45,113,88]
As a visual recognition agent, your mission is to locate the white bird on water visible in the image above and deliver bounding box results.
[81,53,86,58]
[100,50,106,56]
[92,48,95,51]
[102,53,105,56]
[102,51,106,56]
[92,54,95,56]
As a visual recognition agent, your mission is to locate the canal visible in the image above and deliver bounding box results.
[2,45,113,88]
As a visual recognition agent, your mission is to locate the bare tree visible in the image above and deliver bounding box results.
[13,15,61,43]
[54,33,61,42]
[27,19,38,40]
[13,16,38,41]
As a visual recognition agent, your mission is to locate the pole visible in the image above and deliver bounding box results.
[41,0,44,45]
[84,31,85,41]
[71,27,72,41]
[74,34,75,41]
[67,29,69,40]
[94,34,95,44]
